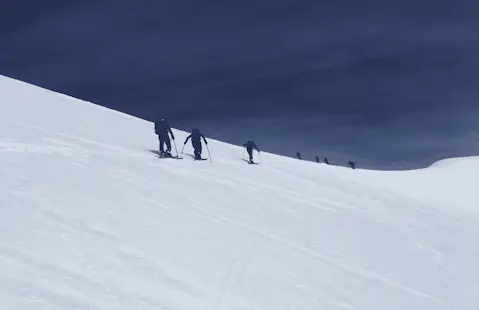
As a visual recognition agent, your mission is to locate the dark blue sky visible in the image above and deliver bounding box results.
[1,0,478,169]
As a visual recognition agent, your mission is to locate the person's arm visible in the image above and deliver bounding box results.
[184,135,191,144]
[253,142,260,152]
[201,134,208,144]
[168,127,175,140]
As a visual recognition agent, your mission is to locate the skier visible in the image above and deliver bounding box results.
[184,128,208,160]
[243,138,260,164]
[154,118,175,157]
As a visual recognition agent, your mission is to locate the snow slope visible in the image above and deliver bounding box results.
[1,74,478,310]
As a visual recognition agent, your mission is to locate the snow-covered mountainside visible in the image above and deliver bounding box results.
[1,74,478,310]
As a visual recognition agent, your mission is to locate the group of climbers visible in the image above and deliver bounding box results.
[154,118,260,163]
[154,117,357,168]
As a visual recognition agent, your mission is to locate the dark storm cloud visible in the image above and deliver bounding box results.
[1,0,478,168]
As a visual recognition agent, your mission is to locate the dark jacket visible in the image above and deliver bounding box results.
[243,141,259,152]
[155,119,174,139]
[184,129,207,145]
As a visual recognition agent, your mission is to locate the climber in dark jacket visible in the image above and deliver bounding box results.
[184,128,208,160]
[243,138,260,163]
[154,118,175,157]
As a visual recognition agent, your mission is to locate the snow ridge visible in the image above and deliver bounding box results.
[1,75,478,310]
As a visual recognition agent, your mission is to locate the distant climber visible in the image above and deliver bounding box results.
[316,156,329,164]
[348,161,356,169]
[243,138,260,164]
[296,152,301,160]
[184,128,208,160]
[154,118,175,157]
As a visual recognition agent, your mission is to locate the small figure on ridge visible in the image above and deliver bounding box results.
[154,118,175,157]
[184,128,208,160]
[243,137,260,164]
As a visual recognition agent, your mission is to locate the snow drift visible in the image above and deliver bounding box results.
[0,74,478,310]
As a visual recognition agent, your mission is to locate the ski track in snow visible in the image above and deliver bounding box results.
[1,75,479,309]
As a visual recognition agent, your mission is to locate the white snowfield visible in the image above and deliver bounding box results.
[0,74,478,310]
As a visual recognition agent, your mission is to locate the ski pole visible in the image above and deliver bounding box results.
[242,148,246,160]
[173,139,179,157]
[258,151,262,165]
[206,143,213,163]
[181,143,185,154]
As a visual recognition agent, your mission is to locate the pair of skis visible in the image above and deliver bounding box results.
[179,141,213,163]
[157,140,183,160]
[158,140,212,162]
[242,149,261,165]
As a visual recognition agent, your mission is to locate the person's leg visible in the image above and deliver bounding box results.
[194,143,202,159]
[158,135,165,154]
[166,139,171,153]
[192,143,198,159]
[248,148,253,162]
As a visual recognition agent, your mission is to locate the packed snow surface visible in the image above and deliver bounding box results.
[0,75,478,310]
